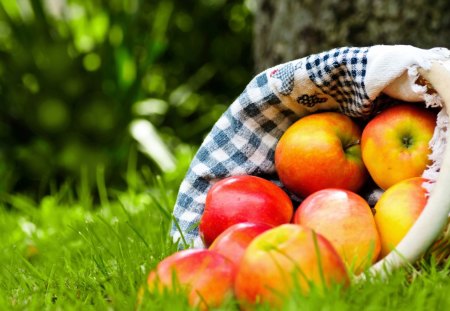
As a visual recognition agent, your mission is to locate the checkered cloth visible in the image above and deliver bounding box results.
[171,45,450,248]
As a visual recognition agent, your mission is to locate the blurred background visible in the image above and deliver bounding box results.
[1,0,450,202]
[0,0,253,201]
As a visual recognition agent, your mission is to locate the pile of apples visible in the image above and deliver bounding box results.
[146,102,437,310]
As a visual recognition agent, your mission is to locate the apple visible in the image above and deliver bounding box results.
[293,189,381,273]
[235,224,349,310]
[361,103,436,190]
[199,175,294,246]
[147,249,236,310]
[374,177,428,258]
[275,112,367,198]
[209,222,273,267]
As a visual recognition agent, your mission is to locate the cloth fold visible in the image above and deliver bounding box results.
[171,45,450,249]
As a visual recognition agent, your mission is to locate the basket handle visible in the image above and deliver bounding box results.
[360,61,450,279]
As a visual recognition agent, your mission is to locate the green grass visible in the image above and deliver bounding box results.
[1,167,450,310]
[0,169,180,310]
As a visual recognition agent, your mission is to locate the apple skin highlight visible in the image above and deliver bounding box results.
[275,112,367,198]
[374,177,428,257]
[361,104,436,190]
[199,175,293,246]
[235,224,349,310]
[147,249,236,310]
[294,188,381,273]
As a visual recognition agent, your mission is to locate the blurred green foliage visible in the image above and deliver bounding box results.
[0,0,253,199]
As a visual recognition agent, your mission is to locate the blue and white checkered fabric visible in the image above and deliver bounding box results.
[306,47,371,116]
[170,45,450,248]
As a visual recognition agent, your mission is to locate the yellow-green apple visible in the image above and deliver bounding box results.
[235,224,349,310]
[199,175,293,246]
[275,112,367,198]
[293,189,380,273]
[209,222,273,267]
[147,249,236,310]
[361,103,436,190]
[374,177,428,257]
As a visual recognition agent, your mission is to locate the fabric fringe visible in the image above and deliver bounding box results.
[407,66,449,197]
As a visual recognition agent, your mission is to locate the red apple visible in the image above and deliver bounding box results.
[361,103,436,190]
[275,112,367,198]
[147,249,236,310]
[199,175,293,246]
[235,224,349,310]
[209,222,273,267]
[374,177,428,257]
[294,189,381,273]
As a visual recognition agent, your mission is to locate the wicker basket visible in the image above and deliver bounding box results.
[363,62,450,278]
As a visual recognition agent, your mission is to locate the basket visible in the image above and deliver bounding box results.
[363,62,450,278]
[171,46,450,277]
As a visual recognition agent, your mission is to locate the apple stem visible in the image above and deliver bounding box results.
[344,140,360,150]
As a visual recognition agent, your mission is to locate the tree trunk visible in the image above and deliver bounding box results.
[251,0,450,72]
